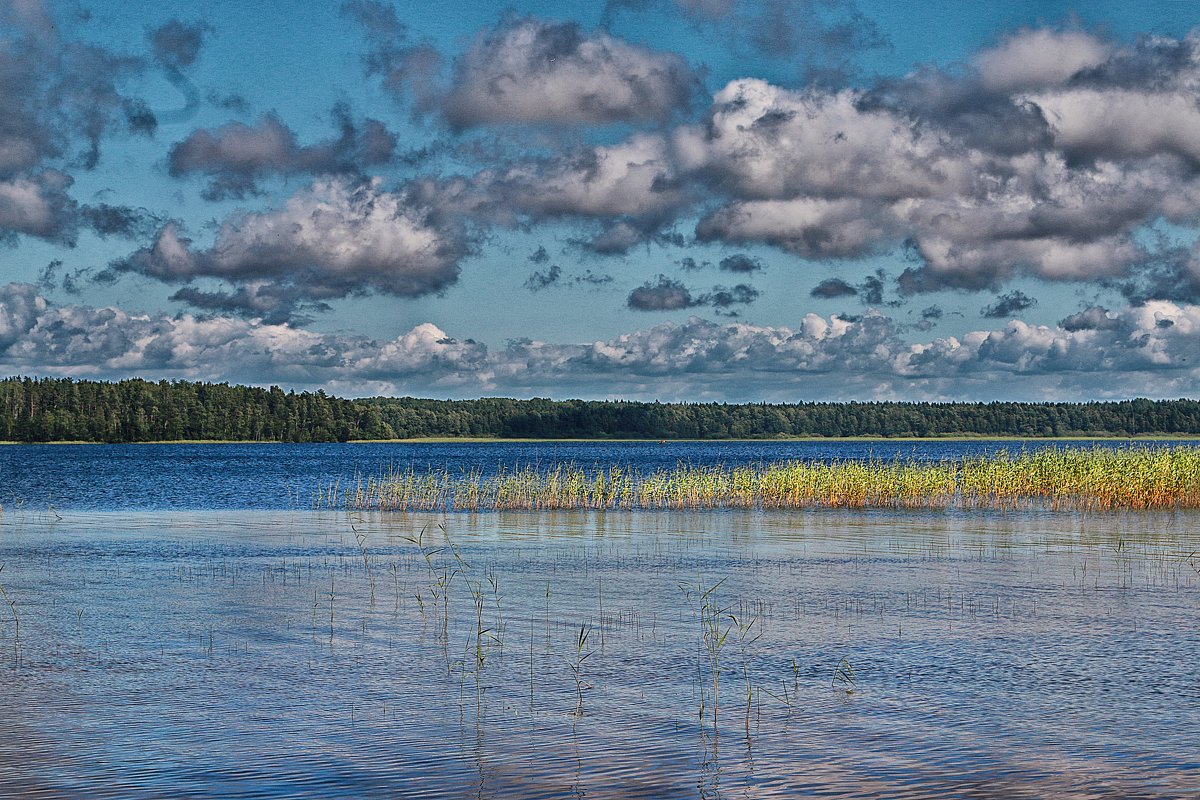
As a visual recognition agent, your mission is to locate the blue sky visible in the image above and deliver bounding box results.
[0,0,1198,401]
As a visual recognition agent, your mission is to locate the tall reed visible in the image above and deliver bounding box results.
[333,446,1200,513]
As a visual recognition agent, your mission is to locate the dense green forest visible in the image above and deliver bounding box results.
[0,376,1198,442]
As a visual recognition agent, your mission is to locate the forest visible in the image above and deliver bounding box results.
[1,376,1198,442]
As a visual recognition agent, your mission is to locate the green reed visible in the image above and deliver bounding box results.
[0,563,17,641]
[333,446,1200,512]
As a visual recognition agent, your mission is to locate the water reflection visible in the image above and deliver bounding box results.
[0,510,1197,797]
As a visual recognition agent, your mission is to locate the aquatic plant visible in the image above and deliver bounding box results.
[333,445,1200,513]
[0,563,17,641]
[565,622,594,717]
[680,578,734,738]
[833,657,856,695]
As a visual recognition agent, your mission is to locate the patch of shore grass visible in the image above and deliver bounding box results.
[324,444,1200,512]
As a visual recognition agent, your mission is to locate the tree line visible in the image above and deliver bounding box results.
[1,376,1198,443]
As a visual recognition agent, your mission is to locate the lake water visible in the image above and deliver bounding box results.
[3,439,1199,511]
[0,443,1198,797]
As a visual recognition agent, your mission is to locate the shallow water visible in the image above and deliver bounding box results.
[3,439,1198,510]
[1,509,1197,798]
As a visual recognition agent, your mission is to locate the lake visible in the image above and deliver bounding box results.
[0,443,1198,797]
[3,439,1199,511]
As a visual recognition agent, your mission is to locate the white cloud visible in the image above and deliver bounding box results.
[493,134,684,220]
[443,18,696,127]
[5,284,1195,400]
[975,29,1111,92]
[119,177,472,316]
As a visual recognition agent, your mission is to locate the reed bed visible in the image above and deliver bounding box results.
[323,446,1200,513]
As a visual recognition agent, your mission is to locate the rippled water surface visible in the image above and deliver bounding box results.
[1,509,1197,798]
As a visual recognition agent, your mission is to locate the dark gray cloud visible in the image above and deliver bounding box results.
[81,204,162,239]
[856,68,1053,156]
[718,253,762,273]
[627,274,758,313]
[114,177,473,321]
[741,0,888,72]
[523,264,613,292]
[1059,306,1120,332]
[808,271,898,305]
[341,0,443,112]
[810,277,857,298]
[148,20,207,127]
[628,275,694,310]
[37,259,89,295]
[528,245,550,264]
[148,19,209,71]
[858,272,887,305]
[981,290,1038,318]
[170,283,331,325]
[578,269,615,286]
[168,106,397,200]
[1109,246,1200,306]
[207,92,249,113]
[605,0,885,82]
[524,264,562,291]
[0,3,149,243]
[442,18,699,128]
[123,99,158,136]
[703,284,759,315]
[920,305,943,320]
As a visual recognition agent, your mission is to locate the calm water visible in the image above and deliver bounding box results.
[0,508,1198,798]
[2,439,1199,511]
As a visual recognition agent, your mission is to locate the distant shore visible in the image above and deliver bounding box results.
[2,434,1199,445]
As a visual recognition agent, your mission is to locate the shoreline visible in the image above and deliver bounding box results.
[1,434,1199,445]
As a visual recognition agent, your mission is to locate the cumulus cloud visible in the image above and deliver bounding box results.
[676,79,977,202]
[168,106,397,200]
[116,177,472,319]
[0,282,488,389]
[2,284,1198,399]
[0,2,149,242]
[672,34,1200,295]
[696,198,894,259]
[442,18,698,128]
[335,22,1200,302]
[974,29,1110,93]
[0,170,78,244]
[484,133,688,252]
[494,134,683,220]
[1059,306,1120,332]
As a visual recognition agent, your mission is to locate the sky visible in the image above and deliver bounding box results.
[1,0,1199,402]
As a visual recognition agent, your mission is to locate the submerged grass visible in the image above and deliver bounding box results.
[326,446,1200,513]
